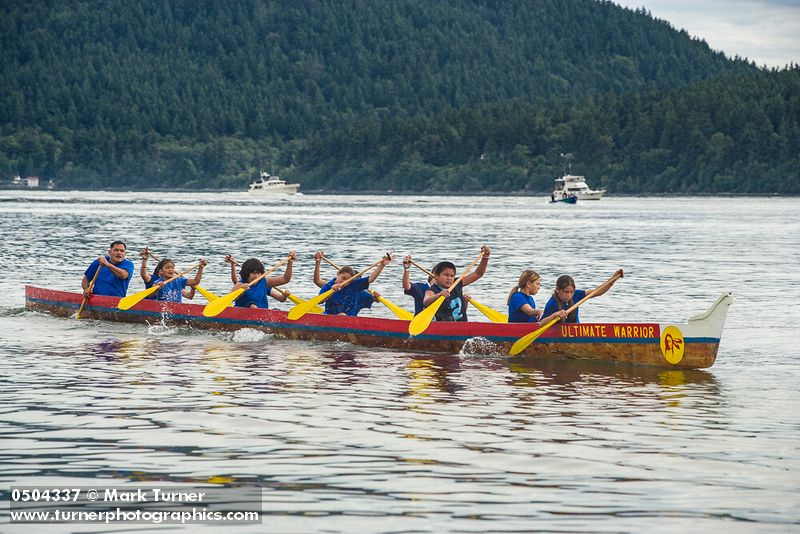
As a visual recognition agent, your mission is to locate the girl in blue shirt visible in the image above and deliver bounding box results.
[139,247,196,301]
[147,256,207,303]
[227,252,296,309]
[541,271,623,323]
[507,270,566,323]
[312,251,391,315]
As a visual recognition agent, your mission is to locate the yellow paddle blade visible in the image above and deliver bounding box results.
[194,285,218,301]
[117,285,159,310]
[377,295,413,321]
[288,289,333,320]
[509,318,559,355]
[408,295,445,336]
[203,288,245,317]
[287,293,324,314]
[75,299,88,320]
[470,299,508,323]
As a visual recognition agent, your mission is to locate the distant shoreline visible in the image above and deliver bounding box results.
[0,187,795,198]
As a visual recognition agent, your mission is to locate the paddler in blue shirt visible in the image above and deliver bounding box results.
[541,271,623,323]
[507,270,566,323]
[313,251,392,316]
[226,252,297,309]
[82,241,135,298]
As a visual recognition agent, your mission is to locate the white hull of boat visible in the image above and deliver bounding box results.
[574,190,604,200]
[553,174,605,200]
[248,184,300,195]
[248,172,301,195]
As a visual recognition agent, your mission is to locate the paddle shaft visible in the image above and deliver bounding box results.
[319,253,391,289]
[556,271,624,318]
[320,254,342,271]
[409,259,435,279]
[243,257,289,289]
[334,257,386,291]
[321,252,391,274]
[229,256,292,298]
[76,263,102,319]
[443,252,484,294]
[156,262,203,287]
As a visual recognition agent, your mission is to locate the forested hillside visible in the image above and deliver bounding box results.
[2,0,795,193]
[300,68,800,193]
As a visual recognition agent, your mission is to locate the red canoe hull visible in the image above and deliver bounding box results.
[25,286,727,369]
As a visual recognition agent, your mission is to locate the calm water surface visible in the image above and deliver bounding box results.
[0,191,798,533]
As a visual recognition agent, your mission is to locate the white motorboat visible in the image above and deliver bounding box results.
[552,174,605,201]
[248,172,300,195]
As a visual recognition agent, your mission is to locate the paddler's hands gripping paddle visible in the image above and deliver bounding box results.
[76,261,102,319]
[228,255,322,314]
[509,270,624,355]
[145,249,217,301]
[408,251,484,336]
[408,258,507,323]
[203,257,290,317]
[118,262,204,311]
[287,255,387,321]
[321,254,412,320]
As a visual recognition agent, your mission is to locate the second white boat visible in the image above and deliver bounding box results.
[248,172,300,195]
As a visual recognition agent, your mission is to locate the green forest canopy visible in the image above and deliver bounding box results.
[0,0,797,193]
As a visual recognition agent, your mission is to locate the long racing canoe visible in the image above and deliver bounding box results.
[25,286,732,369]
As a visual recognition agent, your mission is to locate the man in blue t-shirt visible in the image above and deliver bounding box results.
[82,241,135,298]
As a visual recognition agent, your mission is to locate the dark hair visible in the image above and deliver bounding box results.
[152,259,174,280]
[109,240,126,250]
[432,261,456,275]
[337,266,356,277]
[553,274,577,322]
[240,258,265,282]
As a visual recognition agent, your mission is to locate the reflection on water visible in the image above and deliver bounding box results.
[1,193,799,530]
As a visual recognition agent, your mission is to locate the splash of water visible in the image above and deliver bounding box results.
[146,309,176,336]
[230,328,269,343]
[458,336,501,357]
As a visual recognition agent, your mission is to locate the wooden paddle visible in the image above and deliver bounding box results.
[321,254,412,320]
[408,252,484,336]
[76,262,102,319]
[509,270,624,355]
[287,256,386,321]
[408,258,507,323]
[230,256,322,313]
[118,262,203,310]
[203,257,289,317]
[146,250,216,301]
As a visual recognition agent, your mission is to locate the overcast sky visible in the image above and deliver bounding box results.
[612,0,800,68]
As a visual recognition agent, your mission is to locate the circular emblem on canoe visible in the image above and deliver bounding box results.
[660,325,685,364]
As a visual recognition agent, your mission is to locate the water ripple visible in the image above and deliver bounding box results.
[1,193,799,531]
